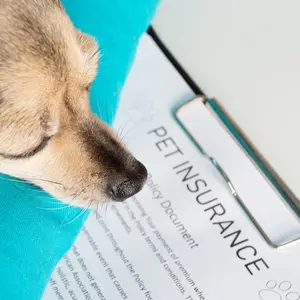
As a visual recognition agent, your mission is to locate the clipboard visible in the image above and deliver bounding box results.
[175,96,300,249]
[147,28,300,249]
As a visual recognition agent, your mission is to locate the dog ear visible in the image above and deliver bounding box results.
[76,30,99,80]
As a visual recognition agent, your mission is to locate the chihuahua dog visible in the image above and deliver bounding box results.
[0,0,147,206]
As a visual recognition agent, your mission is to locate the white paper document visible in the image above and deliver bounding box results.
[43,34,300,300]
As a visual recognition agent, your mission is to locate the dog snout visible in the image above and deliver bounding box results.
[108,161,148,202]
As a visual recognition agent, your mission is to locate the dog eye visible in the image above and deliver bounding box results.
[0,135,52,160]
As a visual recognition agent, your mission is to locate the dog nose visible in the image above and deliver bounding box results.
[109,161,148,202]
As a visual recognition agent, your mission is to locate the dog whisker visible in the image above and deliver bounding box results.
[0,176,29,185]
[60,208,76,228]
[61,200,92,227]
[104,201,110,219]
[37,197,63,203]
[116,119,129,140]
[0,176,64,195]
[96,97,102,120]
[105,97,110,124]
[58,188,86,227]
[120,121,141,142]
[97,201,106,217]
[0,178,45,193]
[89,48,100,60]
[25,177,63,186]
[37,205,71,211]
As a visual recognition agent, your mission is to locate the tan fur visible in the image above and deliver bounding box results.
[0,0,147,206]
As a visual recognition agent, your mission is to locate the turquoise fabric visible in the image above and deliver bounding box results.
[0,1,159,299]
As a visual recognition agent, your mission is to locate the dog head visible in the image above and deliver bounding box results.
[0,0,147,206]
